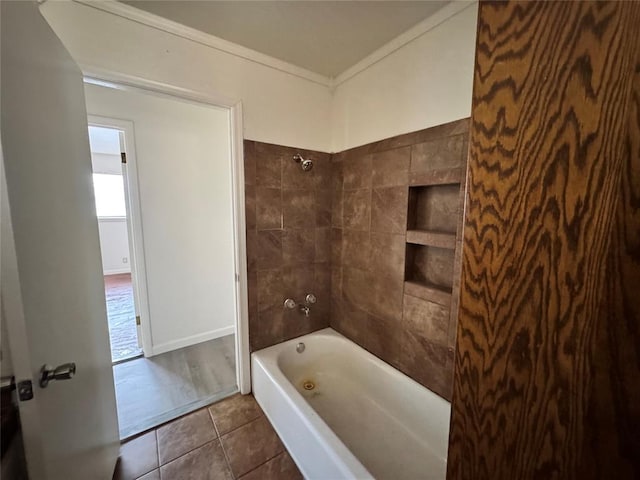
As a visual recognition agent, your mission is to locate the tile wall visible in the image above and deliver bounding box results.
[245,118,468,400]
[330,118,469,400]
[244,141,332,351]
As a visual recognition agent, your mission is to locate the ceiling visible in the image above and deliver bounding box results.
[121,1,449,78]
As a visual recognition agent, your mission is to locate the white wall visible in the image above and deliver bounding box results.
[89,145,132,275]
[98,218,130,275]
[330,2,478,152]
[41,2,477,154]
[40,0,332,152]
[84,83,236,354]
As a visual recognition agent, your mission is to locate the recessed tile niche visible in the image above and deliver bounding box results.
[404,168,464,307]
[409,184,460,233]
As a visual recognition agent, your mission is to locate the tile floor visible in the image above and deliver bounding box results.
[112,393,302,480]
[105,273,142,363]
[114,335,237,439]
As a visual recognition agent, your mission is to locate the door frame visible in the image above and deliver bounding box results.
[87,115,153,358]
[83,70,251,394]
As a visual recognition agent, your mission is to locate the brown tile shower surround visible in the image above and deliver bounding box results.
[245,118,469,400]
[244,141,332,351]
[331,118,469,400]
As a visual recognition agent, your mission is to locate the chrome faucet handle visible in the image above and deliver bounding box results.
[284,298,297,309]
[305,293,317,304]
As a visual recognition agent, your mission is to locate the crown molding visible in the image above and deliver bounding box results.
[332,1,477,87]
[74,0,333,87]
[72,0,476,91]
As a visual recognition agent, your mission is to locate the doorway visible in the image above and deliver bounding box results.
[88,124,142,364]
[85,82,247,439]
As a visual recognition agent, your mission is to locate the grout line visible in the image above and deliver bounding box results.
[208,410,236,479]
[158,444,200,468]
[159,438,220,470]
[280,156,284,231]
[218,411,265,438]
[207,398,266,477]
[236,451,286,480]
[206,406,219,433]
[154,430,160,475]
[214,425,236,478]
[156,406,220,467]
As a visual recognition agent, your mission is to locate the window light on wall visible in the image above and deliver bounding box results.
[92,173,127,218]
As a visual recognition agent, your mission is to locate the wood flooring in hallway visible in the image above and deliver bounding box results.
[114,335,237,439]
[105,273,141,363]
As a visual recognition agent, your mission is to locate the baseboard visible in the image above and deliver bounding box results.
[150,325,235,356]
[103,267,131,275]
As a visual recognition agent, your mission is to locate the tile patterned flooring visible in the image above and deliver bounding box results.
[113,393,302,480]
[105,273,142,363]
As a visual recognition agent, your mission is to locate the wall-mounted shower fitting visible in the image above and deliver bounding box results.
[293,154,313,172]
[284,293,317,317]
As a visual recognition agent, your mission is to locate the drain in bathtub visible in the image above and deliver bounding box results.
[303,381,315,391]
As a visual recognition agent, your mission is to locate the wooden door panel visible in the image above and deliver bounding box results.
[448,2,640,478]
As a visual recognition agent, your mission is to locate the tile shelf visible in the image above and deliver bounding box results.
[404,166,463,309]
[406,230,456,250]
[404,280,452,306]
[409,167,464,187]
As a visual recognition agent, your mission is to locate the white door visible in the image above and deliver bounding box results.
[1,2,120,479]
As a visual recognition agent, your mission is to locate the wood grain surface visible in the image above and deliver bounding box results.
[448,1,640,478]
[583,40,640,479]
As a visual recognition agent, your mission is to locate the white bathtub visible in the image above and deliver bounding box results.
[251,328,451,479]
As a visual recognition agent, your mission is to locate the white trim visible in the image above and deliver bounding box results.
[83,71,239,112]
[150,326,236,357]
[87,115,154,360]
[84,73,252,395]
[229,102,251,395]
[97,216,127,222]
[103,268,131,276]
[333,1,476,86]
[73,0,332,87]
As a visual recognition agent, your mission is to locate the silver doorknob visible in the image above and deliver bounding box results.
[39,363,76,388]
